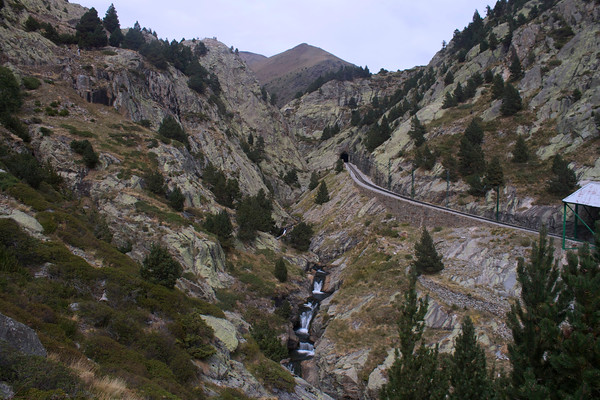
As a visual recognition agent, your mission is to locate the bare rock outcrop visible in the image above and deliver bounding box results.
[0,312,47,357]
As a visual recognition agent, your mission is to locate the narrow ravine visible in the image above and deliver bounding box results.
[287,267,331,376]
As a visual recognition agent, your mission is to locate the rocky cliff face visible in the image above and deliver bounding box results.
[0,1,318,398]
[278,0,600,397]
[285,0,600,232]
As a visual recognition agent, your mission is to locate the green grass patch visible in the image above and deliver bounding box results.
[238,272,275,297]
[215,288,242,311]
[135,200,187,227]
[249,359,295,392]
[0,341,84,398]
[60,124,96,138]
[109,132,139,147]
[22,76,41,90]
[6,183,50,211]
[0,172,19,190]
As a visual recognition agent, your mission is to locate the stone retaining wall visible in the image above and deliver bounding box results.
[353,183,518,231]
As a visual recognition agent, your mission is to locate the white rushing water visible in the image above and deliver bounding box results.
[312,279,324,295]
[288,267,332,375]
[296,302,318,335]
[297,342,315,356]
[297,309,312,335]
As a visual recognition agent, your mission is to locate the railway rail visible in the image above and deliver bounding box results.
[345,162,568,241]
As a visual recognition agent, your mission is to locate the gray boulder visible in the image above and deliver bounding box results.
[0,382,14,400]
[0,312,47,357]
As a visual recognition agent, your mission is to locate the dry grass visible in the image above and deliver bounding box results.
[51,355,142,400]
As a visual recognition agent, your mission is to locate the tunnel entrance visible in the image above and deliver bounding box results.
[340,152,349,163]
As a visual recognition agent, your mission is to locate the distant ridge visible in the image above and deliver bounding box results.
[238,51,267,69]
[242,43,354,106]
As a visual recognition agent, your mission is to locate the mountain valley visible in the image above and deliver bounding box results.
[0,0,599,399]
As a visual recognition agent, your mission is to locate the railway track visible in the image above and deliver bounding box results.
[345,162,567,241]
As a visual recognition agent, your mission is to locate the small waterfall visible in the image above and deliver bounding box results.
[297,342,315,356]
[287,267,332,376]
[312,280,324,295]
[296,302,317,335]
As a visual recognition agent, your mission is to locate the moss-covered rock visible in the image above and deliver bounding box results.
[200,315,238,352]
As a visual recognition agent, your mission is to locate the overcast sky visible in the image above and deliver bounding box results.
[76,0,492,72]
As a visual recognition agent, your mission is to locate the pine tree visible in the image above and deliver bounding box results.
[503,26,514,50]
[283,169,298,185]
[168,187,185,211]
[483,69,494,83]
[592,111,600,130]
[547,155,577,196]
[286,221,313,252]
[550,236,600,398]
[444,71,454,85]
[491,74,505,100]
[109,27,123,47]
[442,153,459,182]
[365,116,392,152]
[308,172,319,191]
[380,271,448,399]
[75,7,107,49]
[413,228,444,275]
[458,137,485,177]
[484,156,504,187]
[464,118,484,145]
[507,227,566,398]
[158,115,188,145]
[512,135,529,163]
[122,21,145,51]
[350,110,361,126]
[467,174,487,197]
[442,92,457,109]
[274,258,287,282]
[315,181,330,205]
[479,38,489,52]
[143,170,165,195]
[204,210,233,244]
[140,244,183,289]
[335,158,344,173]
[408,116,427,147]
[236,189,275,241]
[509,51,523,81]
[500,83,523,116]
[414,144,436,170]
[489,32,498,50]
[450,316,492,400]
[102,3,120,33]
[458,119,485,178]
[0,66,22,114]
[453,82,465,103]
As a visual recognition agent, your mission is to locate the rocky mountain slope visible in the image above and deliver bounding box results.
[241,43,354,106]
[287,0,600,233]
[0,1,324,399]
[237,51,267,68]
[1,0,599,399]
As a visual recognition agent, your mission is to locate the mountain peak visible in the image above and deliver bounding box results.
[245,43,353,105]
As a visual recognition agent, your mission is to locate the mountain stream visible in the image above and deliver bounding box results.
[287,267,331,375]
